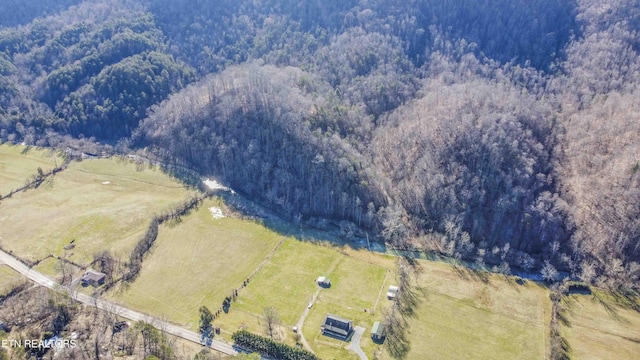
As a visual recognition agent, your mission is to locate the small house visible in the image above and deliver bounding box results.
[82,269,106,287]
[371,321,385,342]
[387,285,399,299]
[321,314,353,340]
[316,276,331,288]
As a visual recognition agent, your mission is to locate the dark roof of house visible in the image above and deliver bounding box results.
[322,314,353,336]
[82,270,106,282]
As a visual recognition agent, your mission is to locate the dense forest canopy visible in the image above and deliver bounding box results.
[1,0,639,290]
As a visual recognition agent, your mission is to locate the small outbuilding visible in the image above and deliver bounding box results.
[316,276,331,288]
[321,314,353,340]
[371,321,385,341]
[387,285,399,299]
[81,269,106,287]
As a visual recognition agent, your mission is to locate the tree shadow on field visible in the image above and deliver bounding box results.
[397,261,426,319]
[558,295,578,326]
[383,305,411,360]
[452,262,490,284]
[504,275,527,293]
[557,302,572,328]
[593,291,625,323]
[386,332,410,360]
[610,290,640,313]
[217,190,355,247]
[42,174,56,189]
[20,145,32,154]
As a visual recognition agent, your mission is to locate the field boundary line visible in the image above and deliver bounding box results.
[211,238,286,318]
[71,166,187,189]
[246,237,286,282]
[373,269,391,313]
[0,160,70,201]
[543,294,548,360]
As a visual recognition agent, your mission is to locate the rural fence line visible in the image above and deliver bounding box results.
[0,161,70,201]
[211,238,286,321]
[122,193,211,283]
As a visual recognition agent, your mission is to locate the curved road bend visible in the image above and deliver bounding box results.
[0,250,237,357]
[346,326,367,360]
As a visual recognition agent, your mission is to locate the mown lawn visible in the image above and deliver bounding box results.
[113,198,283,330]
[302,254,392,360]
[561,292,640,360]
[0,143,64,195]
[0,158,194,268]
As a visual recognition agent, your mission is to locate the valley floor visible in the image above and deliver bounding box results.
[0,146,638,359]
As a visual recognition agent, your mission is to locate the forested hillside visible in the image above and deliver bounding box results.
[0,0,194,142]
[1,0,639,290]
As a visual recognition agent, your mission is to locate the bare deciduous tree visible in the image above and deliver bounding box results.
[262,306,281,340]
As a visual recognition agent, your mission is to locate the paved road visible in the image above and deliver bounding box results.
[346,326,368,360]
[0,251,57,289]
[0,250,238,357]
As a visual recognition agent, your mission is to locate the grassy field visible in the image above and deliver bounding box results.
[0,265,25,295]
[561,292,640,360]
[217,242,551,360]
[212,239,394,359]
[103,193,553,360]
[110,200,397,360]
[0,143,64,195]
[0,158,194,271]
[232,240,345,325]
[380,263,551,360]
[301,252,393,360]
[113,198,284,330]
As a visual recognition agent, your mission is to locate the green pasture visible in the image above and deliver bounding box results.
[113,198,283,330]
[0,143,64,195]
[0,158,194,269]
[218,239,393,359]
[381,262,551,360]
[561,292,640,360]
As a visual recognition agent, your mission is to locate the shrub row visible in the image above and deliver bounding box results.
[124,194,207,282]
[231,330,318,360]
